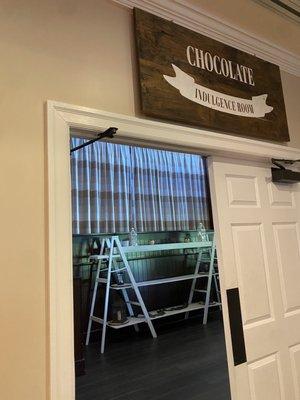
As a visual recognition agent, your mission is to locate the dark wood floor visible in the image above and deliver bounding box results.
[76,313,231,400]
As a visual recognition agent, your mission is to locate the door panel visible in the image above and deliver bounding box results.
[232,223,272,326]
[273,223,300,314]
[248,353,284,400]
[209,157,300,400]
[290,344,300,399]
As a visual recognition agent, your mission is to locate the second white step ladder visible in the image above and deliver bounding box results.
[185,238,221,323]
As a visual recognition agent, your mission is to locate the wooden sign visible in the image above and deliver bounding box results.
[134,8,289,142]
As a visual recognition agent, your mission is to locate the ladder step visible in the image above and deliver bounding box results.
[127,301,141,307]
[112,267,127,272]
[107,316,146,329]
[90,254,121,260]
[111,283,133,290]
[209,302,222,307]
[97,266,126,273]
[96,278,133,289]
[194,289,207,293]
[96,278,107,283]
[91,316,103,324]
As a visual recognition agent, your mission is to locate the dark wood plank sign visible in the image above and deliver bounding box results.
[134,8,289,142]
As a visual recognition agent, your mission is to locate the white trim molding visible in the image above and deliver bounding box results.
[114,0,300,77]
[50,101,300,160]
[255,0,300,24]
[47,100,300,400]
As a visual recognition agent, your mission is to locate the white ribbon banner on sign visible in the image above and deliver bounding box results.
[163,64,273,118]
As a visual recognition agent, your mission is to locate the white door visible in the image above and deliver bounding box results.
[209,157,300,400]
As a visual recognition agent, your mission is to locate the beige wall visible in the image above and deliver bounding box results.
[0,1,299,399]
[281,71,300,148]
[188,0,300,55]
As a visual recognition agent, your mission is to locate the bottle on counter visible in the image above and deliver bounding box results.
[197,222,207,241]
[89,237,101,255]
[184,233,191,243]
[129,227,138,246]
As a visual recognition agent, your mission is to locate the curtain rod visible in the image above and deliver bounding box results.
[70,127,118,154]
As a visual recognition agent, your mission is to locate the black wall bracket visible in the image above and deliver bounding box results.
[70,127,118,154]
[271,158,300,184]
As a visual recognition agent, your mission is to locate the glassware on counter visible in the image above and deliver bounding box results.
[196,222,207,241]
[129,227,138,246]
[184,233,191,243]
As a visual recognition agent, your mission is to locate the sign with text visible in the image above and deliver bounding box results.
[134,9,289,142]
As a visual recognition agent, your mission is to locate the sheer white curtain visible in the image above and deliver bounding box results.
[131,146,210,232]
[71,139,132,234]
[71,139,211,234]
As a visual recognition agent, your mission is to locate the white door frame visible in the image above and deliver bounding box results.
[46,100,300,400]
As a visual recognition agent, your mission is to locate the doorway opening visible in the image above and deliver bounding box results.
[71,134,231,400]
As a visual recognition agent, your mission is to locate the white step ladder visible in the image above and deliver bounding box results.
[85,235,221,353]
[185,237,221,323]
[85,236,157,353]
